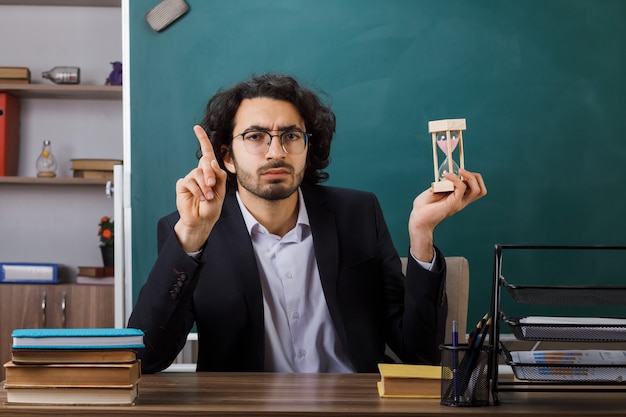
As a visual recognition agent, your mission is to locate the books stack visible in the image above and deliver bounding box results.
[0,67,31,84]
[3,327,144,405]
[76,265,115,285]
[71,158,123,181]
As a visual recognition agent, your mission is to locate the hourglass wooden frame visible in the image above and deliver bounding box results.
[429,118,466,193]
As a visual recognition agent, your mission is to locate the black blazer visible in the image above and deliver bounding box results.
[128,183,447,373]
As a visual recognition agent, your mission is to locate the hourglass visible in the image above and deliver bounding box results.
[429,118,466,193]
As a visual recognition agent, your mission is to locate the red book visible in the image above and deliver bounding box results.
[0,93,20,176]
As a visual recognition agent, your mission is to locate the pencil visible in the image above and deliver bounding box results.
[468,313,488,346]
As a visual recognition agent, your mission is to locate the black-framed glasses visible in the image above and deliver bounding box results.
[233,129,311,155]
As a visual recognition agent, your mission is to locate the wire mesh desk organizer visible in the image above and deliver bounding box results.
[489,245,626,405]
[440,319,492,407]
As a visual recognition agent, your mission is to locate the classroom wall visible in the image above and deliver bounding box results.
[128,0,626,329]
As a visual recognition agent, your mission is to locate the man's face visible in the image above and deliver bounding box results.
[224,97,308,201]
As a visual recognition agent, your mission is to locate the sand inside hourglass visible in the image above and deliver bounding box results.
[436,136,459,155]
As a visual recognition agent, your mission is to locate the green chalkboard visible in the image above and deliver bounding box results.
[129,0,626,331]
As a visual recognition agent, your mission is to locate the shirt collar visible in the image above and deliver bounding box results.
[236,188,310,240]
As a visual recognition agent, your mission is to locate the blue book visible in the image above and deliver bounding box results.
[0,262,67,284]
[11,328,145,350]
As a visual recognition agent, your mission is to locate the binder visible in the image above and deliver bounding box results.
[0,262,65,284]
[0,92,20,176]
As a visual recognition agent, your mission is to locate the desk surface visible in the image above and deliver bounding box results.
[2,372,626,416]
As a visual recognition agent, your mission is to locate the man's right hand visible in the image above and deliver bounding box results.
[174,125,227,253]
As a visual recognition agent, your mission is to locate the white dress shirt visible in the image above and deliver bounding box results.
[237,189,354,372]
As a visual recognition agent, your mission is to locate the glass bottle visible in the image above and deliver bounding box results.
[42,66,80,84]
[36,140,57,178]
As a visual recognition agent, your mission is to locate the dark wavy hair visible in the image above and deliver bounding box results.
[198,73,336,191]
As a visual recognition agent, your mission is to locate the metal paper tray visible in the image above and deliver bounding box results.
[500,345,626,383]
[502,279,626,306]
[502,315,626,342]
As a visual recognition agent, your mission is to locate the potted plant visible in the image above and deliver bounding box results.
[98,216,114,267]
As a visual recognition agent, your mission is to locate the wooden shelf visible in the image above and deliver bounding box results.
[0,176,110,186]
[0,84,122,100]
[0,0,119,6]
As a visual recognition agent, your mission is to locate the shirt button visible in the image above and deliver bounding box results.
[298,349,306,358]
[285,272,293,279]
[291,311,300,319]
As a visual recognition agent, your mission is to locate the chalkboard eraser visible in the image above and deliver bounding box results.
[146,0,189,32]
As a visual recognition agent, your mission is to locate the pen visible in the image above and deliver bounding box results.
[452,320,459,403]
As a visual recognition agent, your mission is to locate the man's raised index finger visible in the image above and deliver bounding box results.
[193,125,215,158]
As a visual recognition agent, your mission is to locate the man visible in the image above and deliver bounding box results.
[128,73,487,373]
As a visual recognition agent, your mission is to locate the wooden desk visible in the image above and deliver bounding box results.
[2,372,626,416]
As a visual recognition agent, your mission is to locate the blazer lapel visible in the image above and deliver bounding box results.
[216,193,265,367]
[301,184,349,350]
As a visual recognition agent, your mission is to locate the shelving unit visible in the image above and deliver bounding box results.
[489,245,626,405]
[0,0,124,365]
[0,3,122,272]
